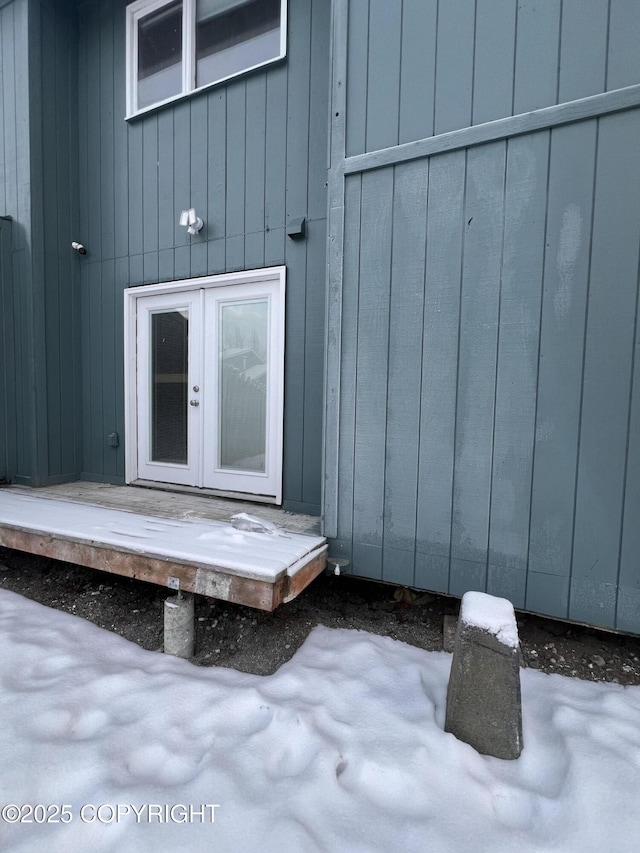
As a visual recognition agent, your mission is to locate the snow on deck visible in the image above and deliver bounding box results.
[0,489,326,583]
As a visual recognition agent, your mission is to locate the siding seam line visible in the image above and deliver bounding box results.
[567,120,600,620]
[614,183,640,627]
[413,158,430,588]
[448,148,469,594]
[485,139,508,594]
[380,166,395,581]
[350,175,363,565]
[523,130,552,611]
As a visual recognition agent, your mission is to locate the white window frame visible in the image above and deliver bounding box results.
[124,266,286,503]
[126,0,287,118]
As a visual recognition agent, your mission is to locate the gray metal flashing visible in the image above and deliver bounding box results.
[344,83,640,176]
[322,0,348,539]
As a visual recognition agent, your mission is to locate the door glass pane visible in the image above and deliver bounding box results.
[151,309,188,464]
[218,298,268,472]
[196,0,281,88]
[138,1,183,109]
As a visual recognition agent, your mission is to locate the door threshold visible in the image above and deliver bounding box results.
[131,479,278,505]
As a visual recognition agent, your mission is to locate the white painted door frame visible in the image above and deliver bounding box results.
[124,266,286,503]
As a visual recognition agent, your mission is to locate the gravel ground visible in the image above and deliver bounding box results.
[1,548,639,686]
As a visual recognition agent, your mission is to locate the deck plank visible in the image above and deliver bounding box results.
[0,487,326,611]
[16,482,321,534]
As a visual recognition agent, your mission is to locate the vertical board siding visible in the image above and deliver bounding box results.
[157,111,175,252]
[617,298,640,631]
[345,0,369,158]
[398,0,437,145]
[0,1,26,237]
[189,97,208,268]
[0,219,12,476]
[40,2,61,478]
[301,218,325,507]
[382,159,428,586]
[607,0,640,91]
[225,83,246,247]
[335,175,362,558]
[415,150,465,593]
[2,0,79,486]
[365,0,401,152]
[433,0,475,136]
[57,9,80,479]
[244,75,266,269]
[351,168,394,578]
[75,0,329,513]
[142,118,159,256]
[264,67,286,240]
[299,0,331,510]
[0,220,17,480]
[333,0,640,632]
[99,0,115,260]
[569,110,640,626]
[338,113,640,625]
[0,0,35,483]
[472,0,516,126]
[512,0,561,115]
[558,0,609,104]
[345,0,632,157]
[282,0,311,506]
[101,257,117,478]
[527,121,597,618]
[113,4,129,258]
[487,132,548,607]
[449,143,505,596]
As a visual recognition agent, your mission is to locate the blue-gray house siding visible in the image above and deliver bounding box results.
[325,0,640,632]
[0,0,329,515]
[0,0,80,486]
[73,0,329,515]
[1,0,640,633]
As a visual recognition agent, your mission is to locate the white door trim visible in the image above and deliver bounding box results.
[124,266,286,503]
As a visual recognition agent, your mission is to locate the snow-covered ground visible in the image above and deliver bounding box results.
[1,589,639,853]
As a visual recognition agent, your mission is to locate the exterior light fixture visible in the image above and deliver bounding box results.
[179,208,204,235]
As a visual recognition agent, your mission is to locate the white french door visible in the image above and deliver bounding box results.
[125,268,285,503]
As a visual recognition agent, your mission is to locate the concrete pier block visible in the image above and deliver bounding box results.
[445,591,523,759]
[164,593,195,658]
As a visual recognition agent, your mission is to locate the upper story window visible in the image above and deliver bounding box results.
[126,0,287,118]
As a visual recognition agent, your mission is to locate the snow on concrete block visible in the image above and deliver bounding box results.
[445,591,523,760]
[459,591,520,649]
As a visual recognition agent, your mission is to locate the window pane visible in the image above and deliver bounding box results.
[196,0,281,88]
[138,1,183,109]
[151,309,188,465]
[218,299,268,472]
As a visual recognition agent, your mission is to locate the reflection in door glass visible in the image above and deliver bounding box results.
[151,309,188,464]
[219,299,268,472]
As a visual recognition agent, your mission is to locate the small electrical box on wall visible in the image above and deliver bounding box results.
[287,217,306,240]
[108,432,119,448]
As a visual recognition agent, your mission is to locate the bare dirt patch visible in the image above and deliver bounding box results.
[1,548,639,685]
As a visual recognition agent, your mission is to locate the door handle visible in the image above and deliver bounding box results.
[190,399,199,407]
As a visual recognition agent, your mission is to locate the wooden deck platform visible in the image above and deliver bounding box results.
[0,484,327,611]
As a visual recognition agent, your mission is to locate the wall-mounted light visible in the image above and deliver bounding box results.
[179,208,204,235]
